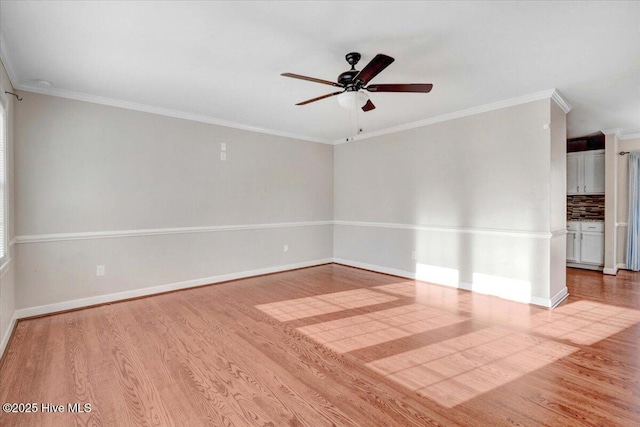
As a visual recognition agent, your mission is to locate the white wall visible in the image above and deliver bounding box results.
[334,99,567,306]
[14,93,334,313]
[0,58,17,355]
[616,137,640,267]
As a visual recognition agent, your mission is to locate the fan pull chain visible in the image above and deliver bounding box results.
[347,107,356,142]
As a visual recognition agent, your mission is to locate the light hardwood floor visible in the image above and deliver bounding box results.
[1,264,638,426]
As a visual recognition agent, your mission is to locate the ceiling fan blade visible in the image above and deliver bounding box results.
[296,91,343,106]
[366,83,433,93]
[354,54,395,85]
[281,73,342,87]
[362,100,376,112]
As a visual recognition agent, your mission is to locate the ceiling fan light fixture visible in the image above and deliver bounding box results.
[337,91,369,110]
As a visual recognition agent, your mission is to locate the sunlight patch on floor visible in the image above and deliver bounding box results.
[374,281,539,327]
[367,327,577,407]
[531,300,640,345]
[255,289,398,321]
[297,304,468,353]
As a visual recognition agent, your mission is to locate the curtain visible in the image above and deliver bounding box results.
[627,152,640,270]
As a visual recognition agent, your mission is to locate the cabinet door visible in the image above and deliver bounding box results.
[583,152,605,194]
[567,155,581,195]
[566,231,579,262]
[580,232,604,265]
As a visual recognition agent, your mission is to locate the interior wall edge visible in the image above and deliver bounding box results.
[549,286,569,308]
[0,315,17,359]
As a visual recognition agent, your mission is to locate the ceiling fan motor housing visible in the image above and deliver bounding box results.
[338,70,359,87]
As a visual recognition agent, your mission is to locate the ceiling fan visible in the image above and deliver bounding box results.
[281,52,433,112]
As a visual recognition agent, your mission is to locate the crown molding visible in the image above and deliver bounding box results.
[334,89,567,144]
[602,128,622,138]
[0,36,18,89]
[14,82,333,145]
[550,89,572,114]
[11,75,575,147]
[619,132,640,141]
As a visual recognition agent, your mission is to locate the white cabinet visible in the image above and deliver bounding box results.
[567,150,605,195]
[566,223,580,263]
[567,156,581,195]
[567,221,604,268]
[580,232,604,265]
[583,152,605,194]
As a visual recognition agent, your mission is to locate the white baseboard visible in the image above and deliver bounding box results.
[6,256,571,330]
[333,258,418,281]
[566,262,603,271]
[603,267,618,275]
[617,263,628,270]
[0,315,17,359]
[547,287,569,309]
[14,258,333,319]
[333,258,557,308]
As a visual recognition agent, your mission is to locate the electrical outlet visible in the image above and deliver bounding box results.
[96,265,105,276]
[221,142,226,151]
[284,245,289,253]
[411,251,417,260]
[220,152,227,161]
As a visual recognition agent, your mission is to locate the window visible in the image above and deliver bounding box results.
[0,98,6,264]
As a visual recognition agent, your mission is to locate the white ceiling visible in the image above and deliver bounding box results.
[1,1,639,143]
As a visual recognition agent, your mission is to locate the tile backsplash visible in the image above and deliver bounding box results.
[567,195,605,221]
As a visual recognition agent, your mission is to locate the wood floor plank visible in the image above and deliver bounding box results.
[100,303,176,426]
[143,294,323,427]
[1,264,639,426]
[165,298,353,426]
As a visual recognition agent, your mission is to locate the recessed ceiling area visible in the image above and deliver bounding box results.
[0,1,638,142]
